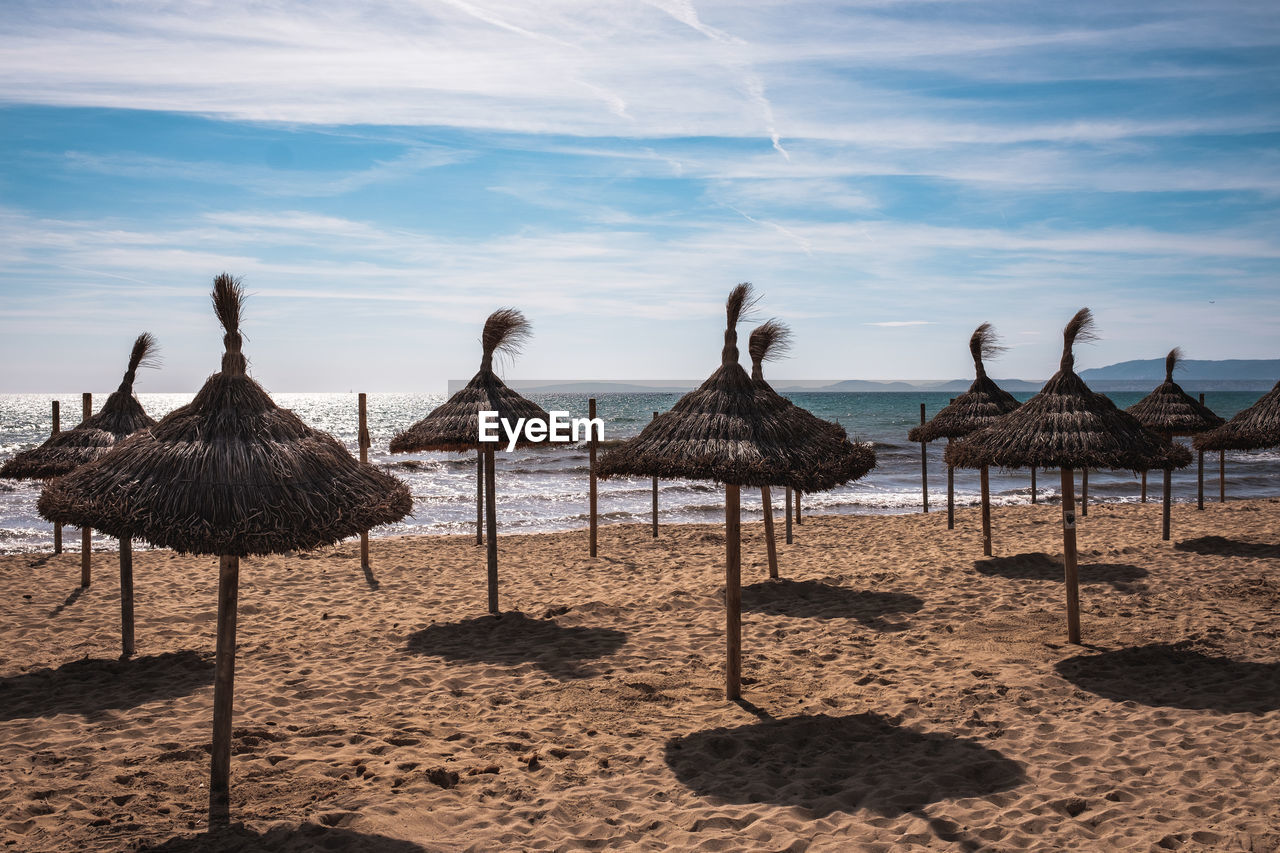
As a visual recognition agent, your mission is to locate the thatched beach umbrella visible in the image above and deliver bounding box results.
[908,323,1021,553]
[599,284,870,699]
[3,333,159,590]
[39,275,411,825]
[389,309,550,615]
[946,309,1191,644]
[1126,348,1224,540]
[748,320,875,576]
[1194,378,1280,501]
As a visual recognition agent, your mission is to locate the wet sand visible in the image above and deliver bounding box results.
[1,498,1278,851]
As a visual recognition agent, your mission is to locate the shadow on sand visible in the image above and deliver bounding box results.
[406,612,627,679]
[741,579,923,630]
[139,823,442,852]
[0,650,214,721]
[974,553,1147,587]
[665,712,1024,818]
[1174,536,1280,559]
[1055,643,1280,714]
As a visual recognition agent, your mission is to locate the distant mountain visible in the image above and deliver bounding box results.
[1079,358,1280,382]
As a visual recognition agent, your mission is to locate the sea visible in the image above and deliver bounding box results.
[1,391,1274,554]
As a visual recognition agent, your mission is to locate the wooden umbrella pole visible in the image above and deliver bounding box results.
[1197,394,1206,511]
[1162,466,1172,541]
[358,393,370,570]
[80,392,92,586]
[51,400,62,554]
[919,403,928,513]
[588,398,597,558]
[1219,450,1225,503]
[485,447,499,614]
[761,487,778,579]
[784,487,793,545]
[209,554,240,826]
[1080,468,1089,517]
[476,450,484,546]
[651,412,659,538]
[980,465,992,557]
[119,537,135,658]
[1030,467,1037,505]
[1141,470,1147,503]
[943,402,953,528]
[724,484,742,701]
[1060,469,1081,645]
[795,491,802,525]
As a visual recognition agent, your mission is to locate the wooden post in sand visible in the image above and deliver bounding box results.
[724,484,742,700]
[919,403,929,513]
[1141,470,1148,503]
[1197,394,1206,511]
[51,401,62,554]
[784,487,793,545]
[589,398,598,558]
[80,392,92,587]
[209,554,240,825]
[795,490,802,525]
[485,447,499,614]
[476,450,484,545]
[946,440,955,530]
[1219,450,1225,503]
[980,465,992,557]
[358,393,370,569]
[762,487,778,579]
[651,412,659,538]
[1030,467,1037,504]
[1060,469,1081,645]
[1162,464,1173,541]
[119,538,135,657]
[1080,467,1088,517]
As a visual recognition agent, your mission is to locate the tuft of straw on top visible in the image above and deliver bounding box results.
[1165,346,1183,383]
[748,319,792,371]
[481,308,532,367]
[1060,308,1097,371]
[722,282,760,366]
[128,332,160,375]
[970,322,1006,377]
[213,273,247,375]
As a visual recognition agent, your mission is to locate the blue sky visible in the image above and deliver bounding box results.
[1,0,1278,392]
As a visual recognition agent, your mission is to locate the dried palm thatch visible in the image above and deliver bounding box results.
[908,323,1020,443]
[40,273,411,827]
[946,310,1192,473]
[1194,379,1280,452]
[748,320,876,486]
[599,289,870,493]
[39,275,412,556]
[389,309,550,453]
[1,334,159,481]
[1126,348,1224,436]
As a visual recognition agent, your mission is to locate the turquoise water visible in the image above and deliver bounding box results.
[0,391,1272,553]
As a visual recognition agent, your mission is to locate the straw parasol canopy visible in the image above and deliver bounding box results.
[748,320,877,486]
[599,291,868,494]
[41,274,411,826]
[1,334,159,481]
[1126,347,1224,540]
[389,308,551,615]
[390,309,550,453]
[946,310,1192,474]
[909,322,1021,551]
[1194,378,1280,452]
[600,283,872,700]
[946,308,1191,645]
[908,323,1020,444]
[1127,348,1224,437]
[745,320,875,578]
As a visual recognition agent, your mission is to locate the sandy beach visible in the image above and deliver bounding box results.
[1,499,1277,851]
